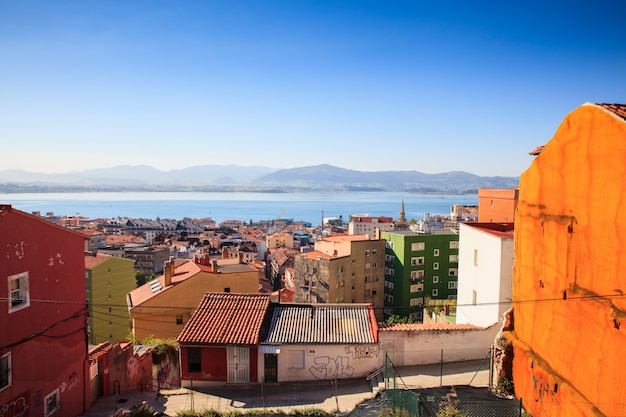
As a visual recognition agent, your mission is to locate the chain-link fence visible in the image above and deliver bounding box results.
[379,353,525,417]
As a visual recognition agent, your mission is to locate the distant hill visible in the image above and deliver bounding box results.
[0,164,518,193]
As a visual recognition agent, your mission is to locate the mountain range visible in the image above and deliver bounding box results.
[0,164,519,193]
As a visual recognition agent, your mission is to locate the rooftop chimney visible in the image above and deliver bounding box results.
[164,257,174,286]
[211,259,219,273]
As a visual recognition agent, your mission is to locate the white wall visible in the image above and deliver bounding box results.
[456,224,514,327]
[378,323,501,367]
[260,344,380,382]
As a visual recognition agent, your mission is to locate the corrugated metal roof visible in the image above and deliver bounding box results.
[264,304,375,344]
[178,292,271,345]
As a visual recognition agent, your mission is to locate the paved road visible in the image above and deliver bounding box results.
[82,360,490,417]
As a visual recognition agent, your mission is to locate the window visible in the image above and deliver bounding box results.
[386,241,395,250]
[449,268,458,276]
[410,297,423,307]
[472,290,477,305]
[365,250,371,256]
[449,241,459,249]
[372,249,378,256]
[176,315,183,325]
[433,249,440,256]
[433,262,439,270]
[44,388,60,417]
[449,255,459,263]
[187,347,202,372]
[385,254,395,262]
[432,289,439,297]
[365,263,371,270]
[372,262,378,268]
[8,272,30,313]
[224,287,231,293]
[433,276,439,283]
[410,284,423,293]
[411,242,425,251]
[411,257,425,266]
[288,350,305,369]
[473,249,478,266]
[0,352,10,391]
[448,281,457,289]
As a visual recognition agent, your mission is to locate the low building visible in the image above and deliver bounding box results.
[178,293,271,386]
[127,256,260,341]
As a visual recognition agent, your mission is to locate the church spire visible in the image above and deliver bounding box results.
[398,199,406,224]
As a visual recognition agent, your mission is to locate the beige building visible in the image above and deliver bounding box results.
[127,256,260,341]
[293,235,386,321]
[266,232,294,249]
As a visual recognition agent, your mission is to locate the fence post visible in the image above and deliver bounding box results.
[440,349,443,387]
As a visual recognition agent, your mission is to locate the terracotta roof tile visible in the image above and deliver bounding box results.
[178,293,271,345]
[85,253,113,269]
[596,103,626,120]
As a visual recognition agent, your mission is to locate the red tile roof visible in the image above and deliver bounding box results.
[177,293,271,345]
[85,252,113,269]
[596,103,626,121]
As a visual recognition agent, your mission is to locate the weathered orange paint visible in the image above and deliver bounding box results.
[510,103,626,416]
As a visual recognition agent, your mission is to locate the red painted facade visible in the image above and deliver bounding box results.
[180,346,259,384]
[0,206,88,417]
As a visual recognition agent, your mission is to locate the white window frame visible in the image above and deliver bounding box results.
[411,257,425,266]
[433,262,439,270]
[432,289,439,297]
[433,249,440,256]
[433,276,439,283]
[449,268,458,276]
[8,272,30,313]
[448,281,457,289]
[44,388,60,417]
[411,242,425,252]
[0,352,11,392]
[449,241,459,249]
[449,254,459,263]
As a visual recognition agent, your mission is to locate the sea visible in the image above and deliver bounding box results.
[0,191,478,226]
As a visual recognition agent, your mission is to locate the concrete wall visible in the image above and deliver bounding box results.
[378,324,500,367]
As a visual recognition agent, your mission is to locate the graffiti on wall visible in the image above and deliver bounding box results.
[309,356,354,380]
[345,345,379,360]
[60,371,79,393]
[157,363,171,386]
[1,392,29,417]
[127,355,139,379]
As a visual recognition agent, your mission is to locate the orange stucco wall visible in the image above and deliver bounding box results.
[510,104,626,416]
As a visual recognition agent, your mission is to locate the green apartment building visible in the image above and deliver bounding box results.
[85,252,136,344]
[380,230,459,321]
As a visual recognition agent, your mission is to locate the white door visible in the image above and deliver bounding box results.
[227,346,250,383]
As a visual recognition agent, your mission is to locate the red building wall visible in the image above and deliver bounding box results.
[180,346,258,384]
[477,188,518,223]
[0,206,88,417]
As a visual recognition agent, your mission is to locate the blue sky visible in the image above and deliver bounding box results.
[1,1,624,177]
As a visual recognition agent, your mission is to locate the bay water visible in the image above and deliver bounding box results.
[0,191,477,226]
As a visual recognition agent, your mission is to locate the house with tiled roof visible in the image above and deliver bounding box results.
[261,303,380,382]
[127,255,260,341]
[177,292,272,386]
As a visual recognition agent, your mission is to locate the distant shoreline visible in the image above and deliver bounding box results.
[0,185,479,195]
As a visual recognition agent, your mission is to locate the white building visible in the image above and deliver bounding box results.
[456,222,514,327]
[348,216,395,238]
